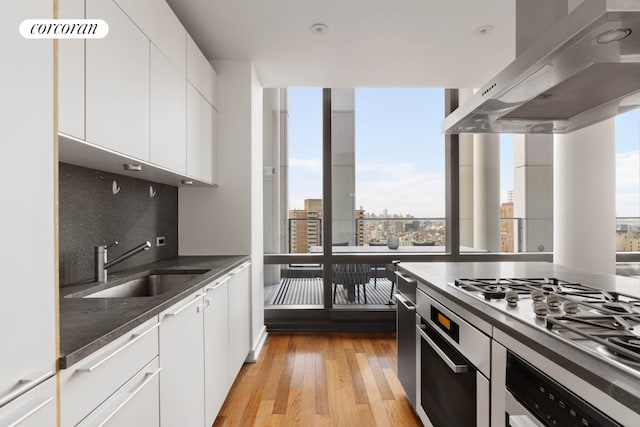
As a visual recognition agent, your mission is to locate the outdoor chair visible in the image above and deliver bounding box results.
[332,263,371,303]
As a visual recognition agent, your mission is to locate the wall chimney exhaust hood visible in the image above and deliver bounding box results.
[442,0,640,134]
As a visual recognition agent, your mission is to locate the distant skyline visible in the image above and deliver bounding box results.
[288,88,640,218]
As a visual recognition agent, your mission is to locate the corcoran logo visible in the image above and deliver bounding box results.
[20,19,109,39]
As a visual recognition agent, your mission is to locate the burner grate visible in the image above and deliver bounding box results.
[546,316,640,363]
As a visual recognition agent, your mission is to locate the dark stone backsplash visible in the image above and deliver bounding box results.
[59,163,178,286]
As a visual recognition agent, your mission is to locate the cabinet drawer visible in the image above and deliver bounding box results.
[77,357,160,427]
[0,376,56,427]
[60,317,159,427]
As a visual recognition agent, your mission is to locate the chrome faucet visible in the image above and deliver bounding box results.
[95,240,151,282]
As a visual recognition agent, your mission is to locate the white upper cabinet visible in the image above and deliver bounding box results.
[86,0,150,160]
[1,0,56,415]
[114,0,186,74]
[187,84,215,183]
[59,0,216,185]
[150,45,187,173]
[187,35,217,108]
[58,0,85,139]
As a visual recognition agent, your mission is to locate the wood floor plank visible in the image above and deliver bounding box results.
[214,332,418,427]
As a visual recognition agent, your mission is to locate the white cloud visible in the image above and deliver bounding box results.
[355,162,445,217]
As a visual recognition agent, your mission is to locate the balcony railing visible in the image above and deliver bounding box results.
[283,216,640,254]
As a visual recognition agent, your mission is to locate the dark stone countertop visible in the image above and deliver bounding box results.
[397,261,640,416]
[59,255,249,369]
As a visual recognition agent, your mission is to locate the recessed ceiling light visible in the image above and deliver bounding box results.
[595,28,631,44]
[475,25,494,37]
[310,23,328,34]
[123,164,142,171]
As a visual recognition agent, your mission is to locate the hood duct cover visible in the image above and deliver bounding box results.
[443,0,640,134]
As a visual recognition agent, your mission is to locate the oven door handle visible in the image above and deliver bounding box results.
[417,325,468,373]
[508,415,544,427]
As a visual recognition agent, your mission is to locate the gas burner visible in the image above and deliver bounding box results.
[482,285,510,300]
[609,336,640,354]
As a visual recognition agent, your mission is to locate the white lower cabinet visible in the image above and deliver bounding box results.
[0,376,56,427]
[159,290,205,427]
[228,263,251,379]
[203,276,230,425]
[78,358,160,427]
[60,317,159,427]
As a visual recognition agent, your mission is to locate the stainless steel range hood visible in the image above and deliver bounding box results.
[442,0,640,134]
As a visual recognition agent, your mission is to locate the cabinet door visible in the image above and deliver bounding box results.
[187,35,215,107]
[58,0,85,139]
[0,0,56,407]
[0,377,56,427]
[228,263,251,379]
[187,84,215,183]
[159,291,205,427]
[114,0,186,74]
[86,0,150,160]
[150,45,187,173]
[204,277,230,425]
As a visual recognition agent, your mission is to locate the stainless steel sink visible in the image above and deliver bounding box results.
[74,271,207,298]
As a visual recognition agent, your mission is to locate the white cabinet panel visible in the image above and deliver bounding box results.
[187,84,215,183]
[0,0,55,409]
[0,377,56,427]
[204,277,230,425]
[187,35,215,107]
[86,0,150,160]
[58,0,85,139]
[150,45,187,173]
[159,291,205,427]
[77,358,160,427]
[228,263,251,379]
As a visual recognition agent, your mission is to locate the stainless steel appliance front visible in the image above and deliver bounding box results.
[416,290,490,427]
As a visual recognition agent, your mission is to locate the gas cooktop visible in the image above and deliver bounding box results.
[452,278,640,373]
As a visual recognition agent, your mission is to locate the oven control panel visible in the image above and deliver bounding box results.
[506,352,621,427]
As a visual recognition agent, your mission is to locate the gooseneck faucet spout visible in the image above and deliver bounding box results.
[95,241,151,282]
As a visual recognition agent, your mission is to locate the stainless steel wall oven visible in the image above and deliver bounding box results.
[416,290,491,427]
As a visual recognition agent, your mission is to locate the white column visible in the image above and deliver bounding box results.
[331,89,356,245]
[473,134,501,251]
[279,89,289,253]
[459,89,474,247]
[263,88,281,285]
[513,134,553,252]
[554,120,616,274]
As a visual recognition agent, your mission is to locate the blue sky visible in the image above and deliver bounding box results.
[288,88,640,218]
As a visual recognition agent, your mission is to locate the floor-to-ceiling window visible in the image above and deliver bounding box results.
[615,110,640,276]
[264,88,447,326]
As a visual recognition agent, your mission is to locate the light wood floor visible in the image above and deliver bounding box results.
[213,332,422,426]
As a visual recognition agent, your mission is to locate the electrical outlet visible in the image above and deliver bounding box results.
[156,236,165,247]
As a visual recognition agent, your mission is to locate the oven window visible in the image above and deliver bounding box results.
[420,325,477,426]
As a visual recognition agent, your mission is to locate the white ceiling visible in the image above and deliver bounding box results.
[165,0,516,88]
